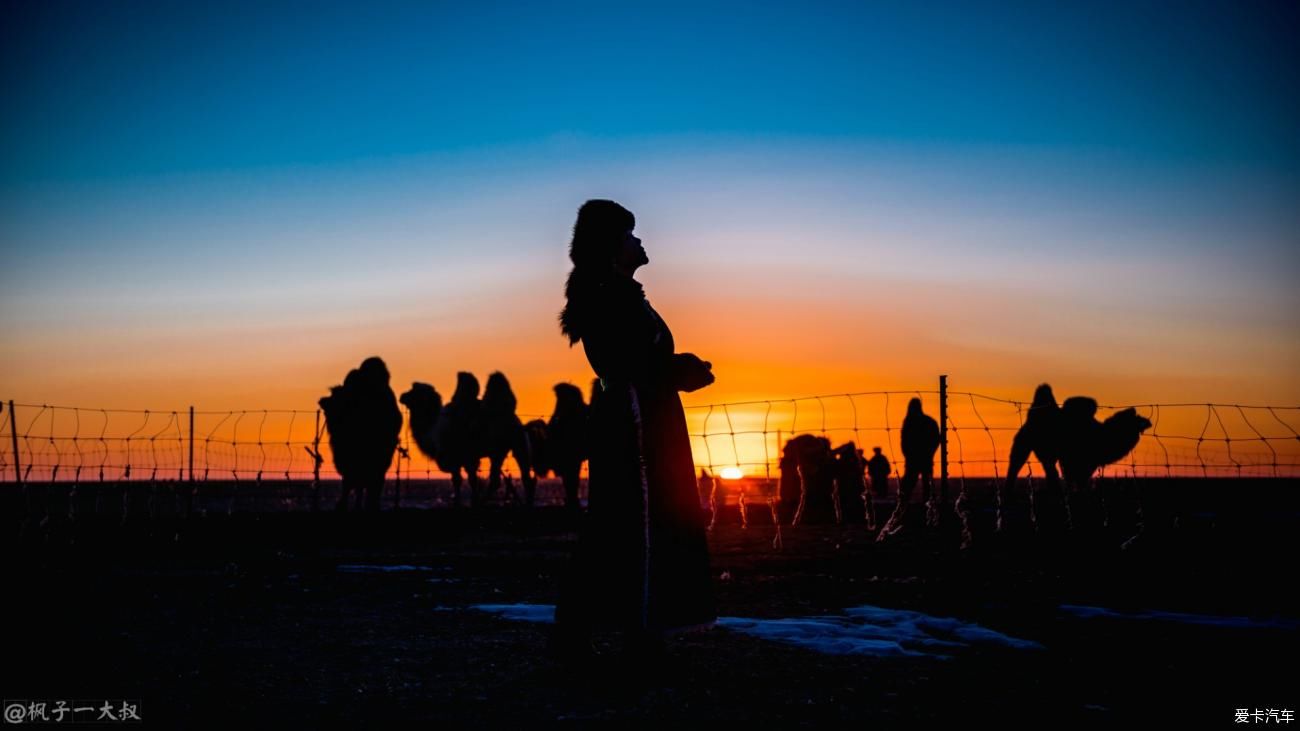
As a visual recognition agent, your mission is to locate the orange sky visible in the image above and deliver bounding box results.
[3,145,1298,479]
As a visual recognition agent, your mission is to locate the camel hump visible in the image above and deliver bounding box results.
[1062,396,1098,420]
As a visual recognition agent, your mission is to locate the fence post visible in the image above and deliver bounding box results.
[188,406,195,483]
[939,375,949,501]
[311,408,322,512]
[8,400,20,486]
[185,406,195,519]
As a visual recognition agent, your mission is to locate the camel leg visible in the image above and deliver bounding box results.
[450,471,463,508]
[364,473,383,513]
[468,467,483,508]
[877,466,918,541]
[562,467,581,512]
[955,484,975,550]
[1063,476,1080,531]
[864,481,877,532]
[336,477,352,512]
[831,475,843,526]
[791,464,810,527]
[512,434,535,508]
[488,456,505,505]
[1031,455,1061,533]
[1095,475,1113,530]
[923,466,940,529]
[522,471,536,508]
[1040,460,1060,528]
[1001,438,1032,532]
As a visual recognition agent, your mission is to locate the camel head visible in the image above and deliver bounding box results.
[399,382,443,417]
[399,382,443,460]
[1096,407,1152,466]
[318,383,348,418]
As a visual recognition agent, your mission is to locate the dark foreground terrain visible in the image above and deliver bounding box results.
[5,479,1298,727]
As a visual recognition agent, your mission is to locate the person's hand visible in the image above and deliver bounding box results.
[673,353,715,392]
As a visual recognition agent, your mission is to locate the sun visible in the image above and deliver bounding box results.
[720,467,744,480]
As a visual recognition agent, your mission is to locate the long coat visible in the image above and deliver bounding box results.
[556,274,715,634]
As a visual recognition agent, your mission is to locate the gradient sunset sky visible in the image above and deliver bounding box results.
[3,0,1298,426]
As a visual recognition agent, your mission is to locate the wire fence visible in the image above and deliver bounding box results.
[2,380,1298,488]
[684,389,1300,482]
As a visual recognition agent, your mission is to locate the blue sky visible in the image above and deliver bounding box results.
[1,0,1297,414]
[3,1,1297,182]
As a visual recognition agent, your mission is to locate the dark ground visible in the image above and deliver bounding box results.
[4,478,1298,727]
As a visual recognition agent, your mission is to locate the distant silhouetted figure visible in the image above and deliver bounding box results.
[319,357,402,512]
[554,199,716,666]
[867,447,891,500]
[877,398,940,540]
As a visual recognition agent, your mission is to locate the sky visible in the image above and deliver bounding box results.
[1,1,1298,475]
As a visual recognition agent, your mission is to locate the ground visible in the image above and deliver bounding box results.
[5,481,1298,726]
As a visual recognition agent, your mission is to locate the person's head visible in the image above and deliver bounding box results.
[907,397,923,415]
[559,200,646,344]
[872,446,882,455]
[568,199,645,276]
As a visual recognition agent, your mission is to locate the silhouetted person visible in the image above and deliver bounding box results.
[877,398,940,539]
[554,199,716,667]
[867,446,891,500]
[319,357,402,512]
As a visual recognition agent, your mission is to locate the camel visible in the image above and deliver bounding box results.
[399,371,535,508]
[1000,384,1152,531]
[478,372,536,506]
[319,357,402,512]
[779,435,837,526]
[544,382,590,511]
[400,374,480,507]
